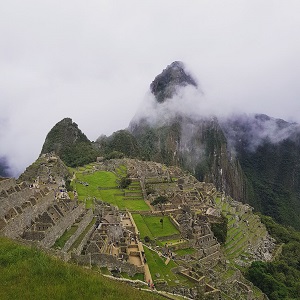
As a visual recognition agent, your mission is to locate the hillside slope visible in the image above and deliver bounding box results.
[41,118,99,167]
[0,237,162,300]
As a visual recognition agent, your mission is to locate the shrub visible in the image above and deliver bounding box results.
[151,196,168,206]
[211,213,228,244]
[119,177,132,189]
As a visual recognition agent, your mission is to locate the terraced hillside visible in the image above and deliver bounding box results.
[0,156,276,299]
[72,164,150,211]
[215,196,275,264]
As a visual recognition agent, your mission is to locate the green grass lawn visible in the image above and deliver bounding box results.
[72,170,150,211]
[174,248,196,256]
[133,215,180,243]
[143,246,195,289]
[0,237,164,300]
[132,214,154,240]
[52,225,78,249]
[142,216,180,238]
[68,218,96,252]
[144,246,178,285]
[115,165,127,177]
[122,200,149,211]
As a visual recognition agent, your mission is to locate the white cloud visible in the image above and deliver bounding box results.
[1,0,300,176]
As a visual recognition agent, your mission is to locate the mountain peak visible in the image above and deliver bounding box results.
[150,61,198,103]
[40,117,99,167]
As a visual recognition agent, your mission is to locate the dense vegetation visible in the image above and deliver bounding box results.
[238,139,300,230]
[95,130,140,159]
[0,237,163,300]
[210,213,228,244]
[41,118,99,167]
[246,215,300,299]
[151,195,168,206]
[221,114,300,230]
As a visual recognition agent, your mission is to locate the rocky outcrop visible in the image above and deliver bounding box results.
[150,61,198,103]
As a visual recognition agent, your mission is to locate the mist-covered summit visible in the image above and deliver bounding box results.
[130,61,203,128]
[150,61,198,103]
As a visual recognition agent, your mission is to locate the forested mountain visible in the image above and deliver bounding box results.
[41,118,99,167]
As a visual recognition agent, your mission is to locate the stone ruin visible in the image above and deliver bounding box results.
[0,176,91,250]
[77,200,145,276]
[0,157,276,300]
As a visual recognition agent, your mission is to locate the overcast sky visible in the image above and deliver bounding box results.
[1,0,300,176]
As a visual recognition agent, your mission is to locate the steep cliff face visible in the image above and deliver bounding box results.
[129,62,246,202]
[221,114,300,228]
[41,118,99,167]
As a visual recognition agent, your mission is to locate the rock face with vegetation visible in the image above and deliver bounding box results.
[127,61,300,230]
[150,61,198,103]
[129,62,247,205]
[221,114,300,229]
[41,118,99,167]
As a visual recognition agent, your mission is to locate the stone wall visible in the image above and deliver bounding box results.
[0,187,35,218]
[0,178,17,191]
[2,191,56,238]
[63,209,93,252]
[157,233,181,241]
[73,220,96,255]
[169,214,180,231]
[198,250,220,267]
[39,204,85,248]
[90,253,144,276]
[170,240,190,251]
[72,252,91,266]
[71,252,144,278]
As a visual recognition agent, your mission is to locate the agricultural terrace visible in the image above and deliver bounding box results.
[72,167,150,211]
